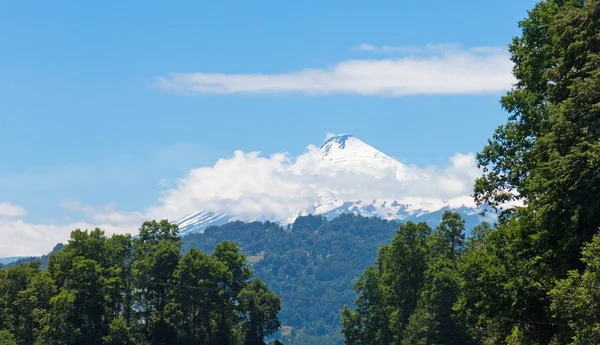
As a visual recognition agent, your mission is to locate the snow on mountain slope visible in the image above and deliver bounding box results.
[316,135,408,178]
[176,210,231,231]
[175,135,490,236]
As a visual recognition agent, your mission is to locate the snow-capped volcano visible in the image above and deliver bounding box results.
[315,134,408,178]
[174,135,491,236]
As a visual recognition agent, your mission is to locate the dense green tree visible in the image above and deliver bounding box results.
[133,220,181,345]
[46,229,111,345]
[456,208,564,344]
[381,221,431,343]
[13,271,55,345]
[341,221,431,345]
[0,262,53,345]
[43,289,80,345]
[105,234,135,323]
[212,241,253,345]
[238,278,281,345]
[341,213,476,345]
[550,233,600,344]
[0,330,16,345]
[0,219,282,345]
[340,264,387,345]
[103,317,134,345]
[167,248,228,344]
[402,211,473,345]
[474,0,582,216]
[459,0,600,343]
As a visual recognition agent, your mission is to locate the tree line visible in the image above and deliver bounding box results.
[342,0,600,344]
[0,220,282,345]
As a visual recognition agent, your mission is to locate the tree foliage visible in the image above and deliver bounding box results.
[463,0,600,343]
[341,212,474,345]
[0,221,282,345]
[550,233,600,345]
[344,1,600,345]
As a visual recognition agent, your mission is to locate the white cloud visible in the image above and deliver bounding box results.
[146,144,483,225]
[354,43,423,53]
[354,43,507,55]
[356,43,377,51]
[156,44,513,96]
[0,202,27,218]
[0,201,143,257]
[0,218,137,257]
[60,201,146,226]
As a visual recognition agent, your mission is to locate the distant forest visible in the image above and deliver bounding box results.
[183,214,402,345]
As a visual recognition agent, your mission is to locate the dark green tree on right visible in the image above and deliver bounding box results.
[462,0,600,343]
[343,1,600,344]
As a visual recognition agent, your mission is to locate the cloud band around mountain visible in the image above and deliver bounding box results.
[145,145,482,224]
[0,137,484,257]
[156,44,514,96]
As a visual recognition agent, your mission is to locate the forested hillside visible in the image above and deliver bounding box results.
[0,220,282,345]
[181,214,401,345]
[342,1,600,344]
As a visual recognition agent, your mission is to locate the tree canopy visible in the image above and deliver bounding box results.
[0,220,282,345]
[343,1,600,344]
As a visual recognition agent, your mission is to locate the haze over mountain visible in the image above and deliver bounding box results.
[175,134,492,235]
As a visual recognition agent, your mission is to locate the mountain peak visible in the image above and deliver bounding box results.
[316,134,407,178]
[319,135,377,161]
[320,135,372,158]
[320,134,355,150]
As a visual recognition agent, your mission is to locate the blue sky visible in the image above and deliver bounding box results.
[0,1,537,256]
